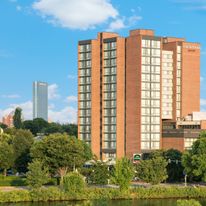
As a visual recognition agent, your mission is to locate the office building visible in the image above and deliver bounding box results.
[33,81,48,121]
[78,29,200,160]
[2,111,14,127]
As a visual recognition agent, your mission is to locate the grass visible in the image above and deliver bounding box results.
[0,176,27,186]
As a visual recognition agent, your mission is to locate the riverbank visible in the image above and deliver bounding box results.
[1,186,206,203]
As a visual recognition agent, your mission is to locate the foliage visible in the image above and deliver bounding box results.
[136,156,168,185]
[31,133,92,181]
[23,118,78,137]
[62,172,85,194]
[1,186,206,203]
[0,175,26,186]
[111,157,134,191]
[13,107,22,129]
[90,161,110,185]
[0,123,7,129]
[23,118,49,135]
[177,199,201,206]
[182,137,206,182]
[0,141,14,176]
[12,129,34,173]
[26,160,50,189]
[164,149,184,182]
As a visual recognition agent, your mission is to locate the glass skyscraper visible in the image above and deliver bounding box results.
[33,81,48,121]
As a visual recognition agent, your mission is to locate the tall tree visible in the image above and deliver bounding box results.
[13,107,22,129]
[182,136,206,182]
[31,133,92,182]
[111,157,134,191]
[136,156,168,185]
[0,141,14,176]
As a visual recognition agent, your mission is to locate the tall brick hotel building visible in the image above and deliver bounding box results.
[78,29,203,160]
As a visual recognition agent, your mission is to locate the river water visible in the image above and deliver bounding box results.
[1,199,206,206]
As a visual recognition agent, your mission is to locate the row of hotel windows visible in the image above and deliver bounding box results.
[79,44,91,52]
[142,91,160,99]
[104,100,116,107]
[79,93,91,100]
[142,48,161,57]
[104,59,116,67]
[104,117,116,124]
[104,141,116,149]
[80,118,91,124]
[104,42,116,50]
[104,133,116,140]
[142,57,161,65]
[141,116,160,124]
[104,67,116,75]
[79,60,91,68]
[142,99,160,107]
[79,69,91,76]
[104,84,116,91]
[104,109,116,116]
[142,40,161,48]
[79,77,91,84]
[142,65,160,73]
[104,125,116,132]
[104,92,116,99]
[79,52,91,60]
[142,74,160,82]
[79,109,91,116]
[79,126,91,132]
[141,108,160,115]
[141,133,160,141]
[141,141,160,150]
[79,85,91,92]
[142,82,160,90]
[104,50,116,58]
[79,101,91,108]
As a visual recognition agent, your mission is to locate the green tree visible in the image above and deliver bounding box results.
[182,136,206,182]
[26,160,50,189]
[90,161,109,185]
[111,157,134,191]
[12,129,34,173]
[63,172,85,193]
[23,118,48,135]
[61,124,78,137]
[44,122,62,134]
[136,156,168,185]
[0,123,8,129]
[0,141,14,176]
[31,133,92,182]
[164,149,184,182]
[13,107,22,129]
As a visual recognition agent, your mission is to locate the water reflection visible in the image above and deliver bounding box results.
[1,199,206,206]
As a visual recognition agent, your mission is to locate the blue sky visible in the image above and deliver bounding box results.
[0,0,206,123]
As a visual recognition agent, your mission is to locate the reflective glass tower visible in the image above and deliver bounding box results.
[33,81,48,121]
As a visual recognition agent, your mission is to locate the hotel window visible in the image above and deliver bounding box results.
[141,99,150,106]
[142,65,150,73]
[142,57,150,64]
[142,39,151,47]
[142,82,150,90]
[111,50,116,57]
[151,100,160,107]
[111,42,116,49]
[151,58,160,65]
[151,141,160,149]
[141,124,150,132]
[151,116,160,123]
[151,49,161,57]
[141,142,150,150]
[142,74,150,81]
[151,40,161,48]
[141,116,150,123]
[86,44,91,52]
[151,133,160,141]
[111,58,116,66]
[141,108,150,115]
[141,133,150,141]
[151,66,160,74]
[177,54,181,61]
[142,48,151,56]
[142,91,150,98]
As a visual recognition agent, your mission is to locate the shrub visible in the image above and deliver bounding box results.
[177,199,201,206]
[62,172,85,194]
[26,160,50,189]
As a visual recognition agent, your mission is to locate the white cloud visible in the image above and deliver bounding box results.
[201,99,206,106]
[65,96,77,103]
[49,106,77,123]
[0,100,77,124]
[1,94,21,99]
[107,15,142,31]
[0,101,33,121]
[107,18,125,31]
[32,0,118,30]
[48,84,60,100]
[201,76,204,82]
